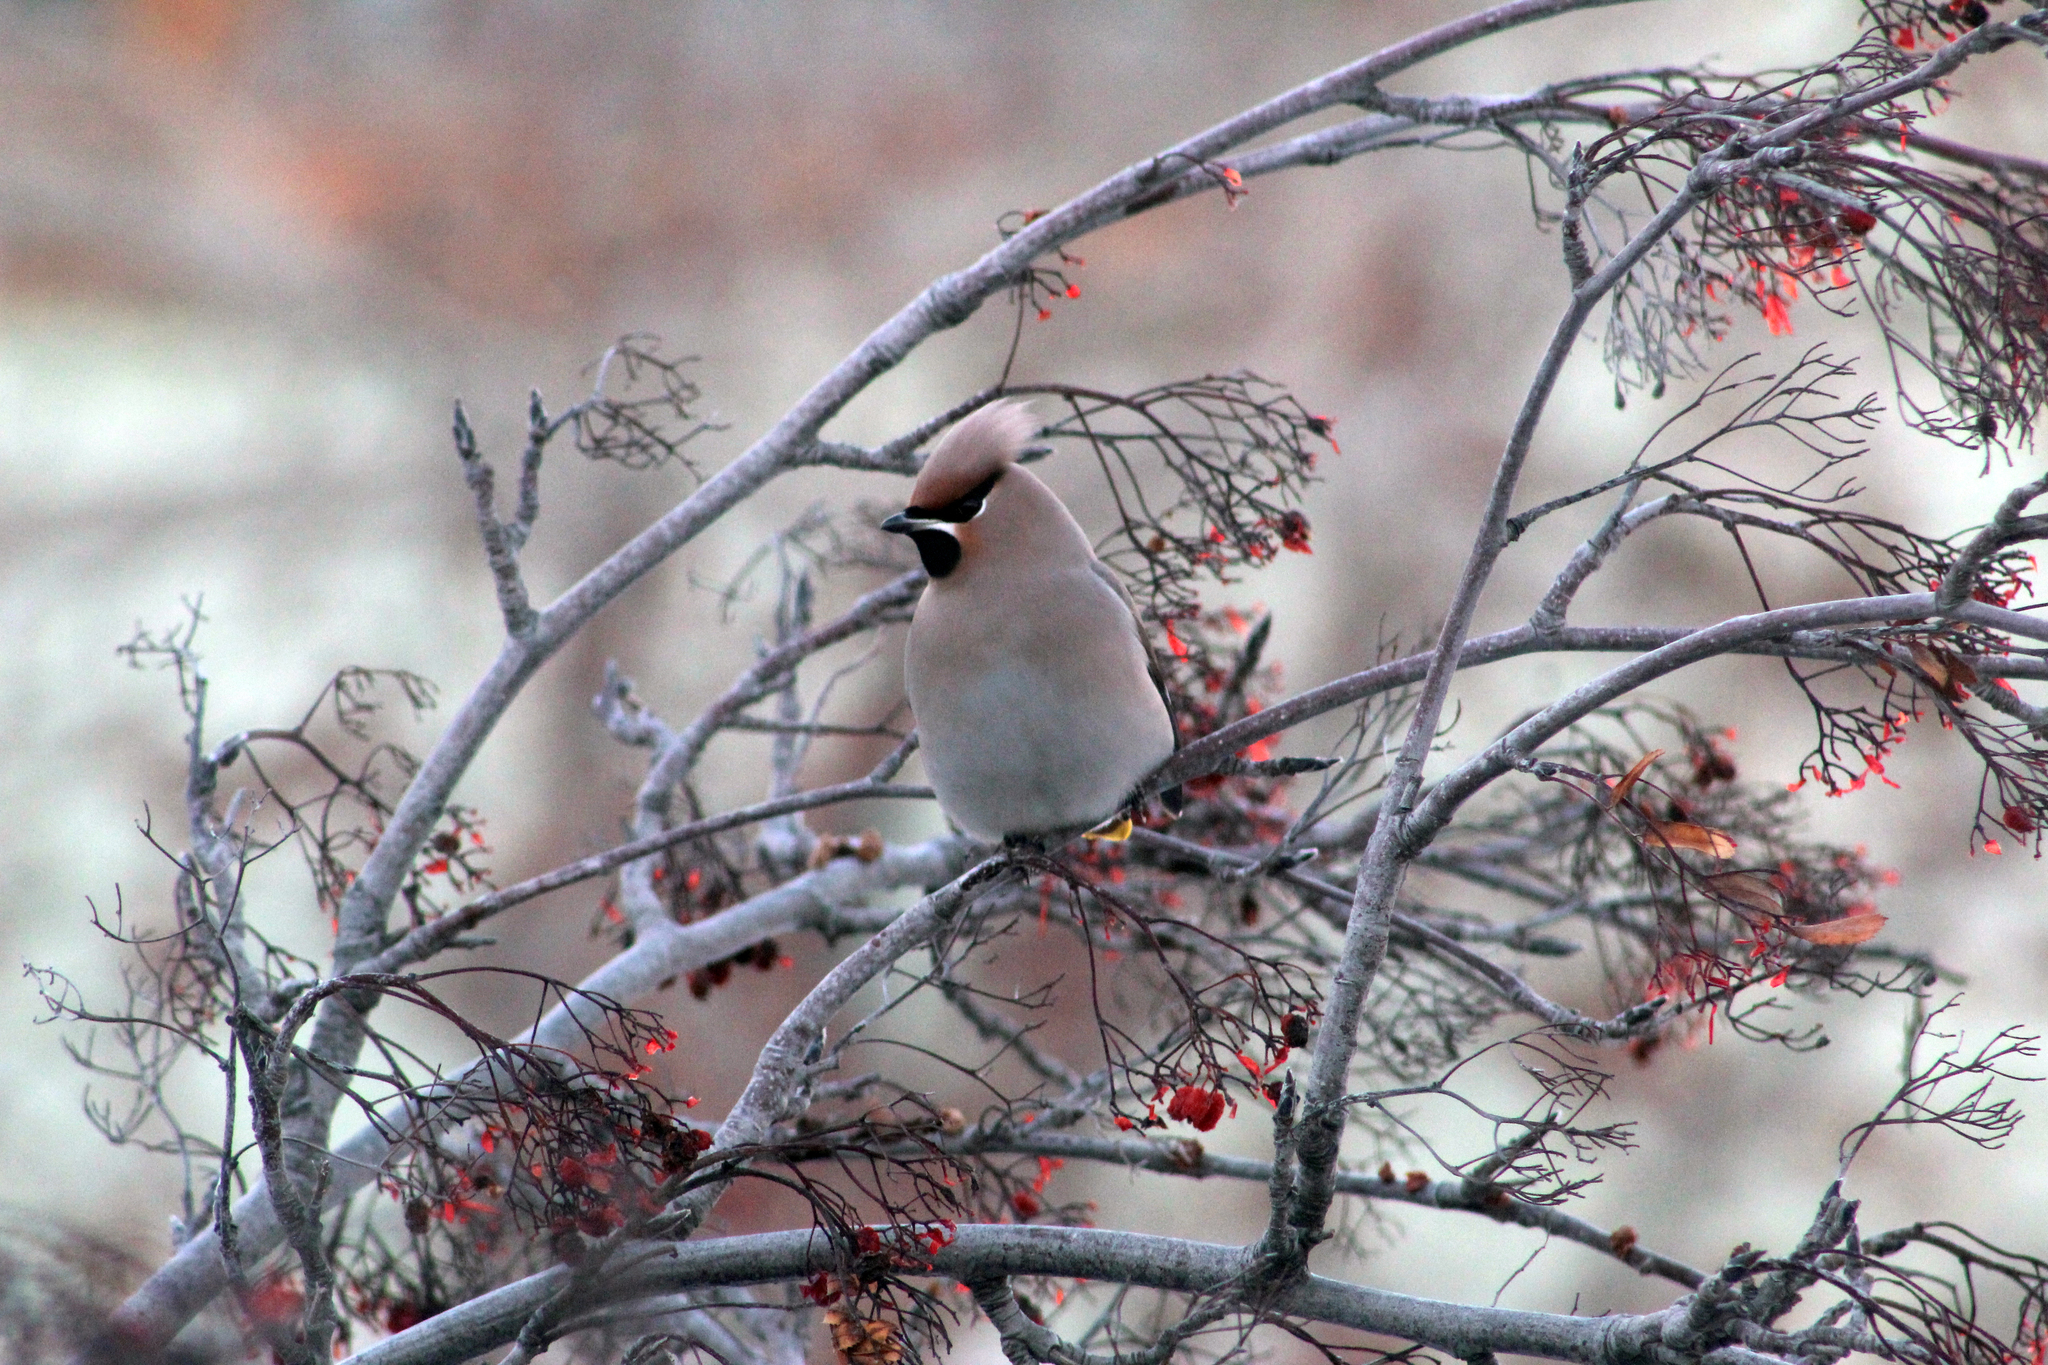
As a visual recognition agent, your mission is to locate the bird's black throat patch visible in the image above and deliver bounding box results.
[909,529,962,578]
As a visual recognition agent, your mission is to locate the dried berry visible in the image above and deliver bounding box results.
[1282,1012,1311,1048]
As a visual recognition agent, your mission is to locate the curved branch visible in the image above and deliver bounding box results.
[345,1223,1700,1365]
[938,1129,1704,1289]
[644,857,1011,1244]
[1404,594,1950,850]
[1150,619,2048,797]
[362,774,937,975]
[1128,828,1662,1042]
[636,571,925,808]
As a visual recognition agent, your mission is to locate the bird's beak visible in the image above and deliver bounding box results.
[880,511,923,535]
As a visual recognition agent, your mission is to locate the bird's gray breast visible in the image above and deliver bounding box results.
[904,565,1174,840]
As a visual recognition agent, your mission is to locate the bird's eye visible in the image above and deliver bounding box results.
[940,471,1001,522]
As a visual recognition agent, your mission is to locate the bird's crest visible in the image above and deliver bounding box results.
[909,400,1036,509]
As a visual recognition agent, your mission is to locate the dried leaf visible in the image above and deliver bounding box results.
[1647,821,1737,858]
[1909,642,1975,701]
[1784,912,1886,945]
[1702,871,1782,917]
[810,828,888,868]
[1909,642,1949,689]
[1605,749,1665,808]
[826,1311,903,1365]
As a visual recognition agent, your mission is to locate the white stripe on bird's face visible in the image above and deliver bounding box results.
[882,468,998,578]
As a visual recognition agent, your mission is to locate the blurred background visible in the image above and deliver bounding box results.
[2,1,2044,1359]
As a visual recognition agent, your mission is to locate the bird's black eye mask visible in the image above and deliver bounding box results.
[900,469,1001,524]
[881,470,1001,578]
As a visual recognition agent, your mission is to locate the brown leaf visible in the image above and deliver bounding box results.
[809,829,888,868]
[1605,749,1665,808]
[1610,1225,1639,1257]
[1702,871,1782,917]
[1909,642,1949,690]
[1785,912,1887,945]
[827,1311,902,1365]
[1930,644,1974,700]
[1647,821,1737,859]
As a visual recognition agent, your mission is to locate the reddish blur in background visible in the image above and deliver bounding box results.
[2,2,2044,1359]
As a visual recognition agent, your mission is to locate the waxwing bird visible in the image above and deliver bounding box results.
[882,401,1178,843]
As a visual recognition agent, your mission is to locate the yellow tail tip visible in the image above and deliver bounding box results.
[1084,814,1134,842]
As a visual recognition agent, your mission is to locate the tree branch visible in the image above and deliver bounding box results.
[938,1128,1703,1289]
[345,1223,1714,1365]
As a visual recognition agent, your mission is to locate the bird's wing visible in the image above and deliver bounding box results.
[1087,559,1183,813]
